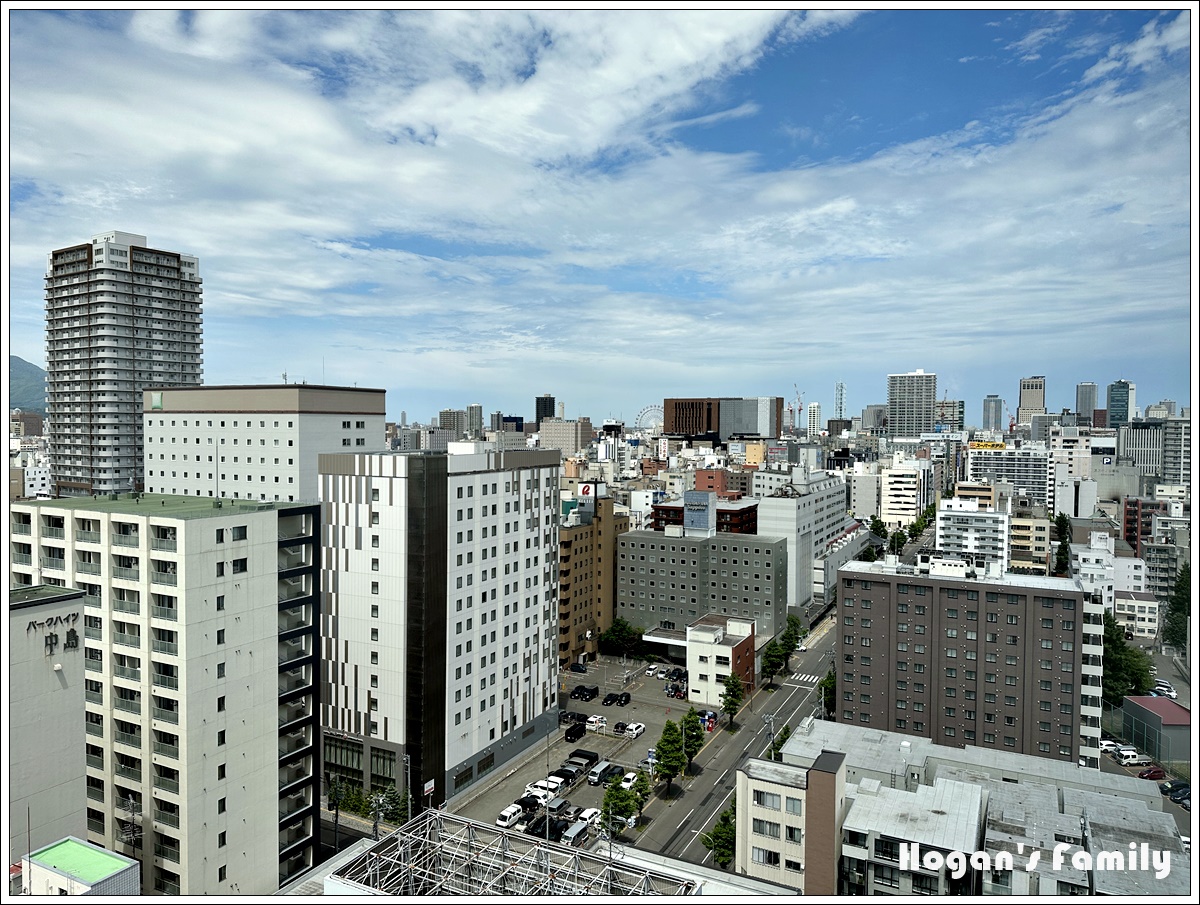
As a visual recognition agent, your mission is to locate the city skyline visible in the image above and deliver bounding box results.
[5,10,1195,422]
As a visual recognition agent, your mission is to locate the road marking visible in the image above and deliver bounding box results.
[677,808,695,829]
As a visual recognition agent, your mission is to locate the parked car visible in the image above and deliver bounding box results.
[669,668,683,682]
[564,722,586,743]
[578,807,602,827]
[1139,766,1167,780]
[586,714,607,731]
[1099,739,1118,753]
[602,692,619,707]
[569,662,588,674]
[569,749,600,769]
[514,794,545,813]
[579,685,600,701]
[617,691,631,706]
[613,721,628,736]
[1157,687,1178,699]
[1161,779,1189,796]
[644,664,658,677]
[624,722,646,740]
[1168,785,1191,803]
[570,685,587,700]
[619,771,638,790]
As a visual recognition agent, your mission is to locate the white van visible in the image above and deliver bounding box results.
[588,760,613,786]
[1116,749,1153,767]
[496,804,524,828]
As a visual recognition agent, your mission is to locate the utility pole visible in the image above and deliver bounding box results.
[764,712,777,759]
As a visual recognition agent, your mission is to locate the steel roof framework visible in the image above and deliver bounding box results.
[332,811,697,896]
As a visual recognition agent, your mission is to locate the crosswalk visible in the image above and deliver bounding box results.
[791,672,822,685]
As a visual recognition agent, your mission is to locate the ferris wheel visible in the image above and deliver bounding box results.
[634,405,664,433]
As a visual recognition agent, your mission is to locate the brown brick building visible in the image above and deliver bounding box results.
[558,495,628,667]
[836,557,1102,766]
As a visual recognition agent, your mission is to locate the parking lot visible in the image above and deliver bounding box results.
[451,660,723,847]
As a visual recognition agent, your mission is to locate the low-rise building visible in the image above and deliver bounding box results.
[685,615,755,708]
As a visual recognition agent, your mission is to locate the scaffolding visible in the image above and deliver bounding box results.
[332,811,698,896]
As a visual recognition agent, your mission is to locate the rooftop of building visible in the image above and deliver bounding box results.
[742,756,810,789]
[13,492,316,520]
[838,556,1083,592]
[780,719,1156,806]
[1124,696,1191,726]
[652,497,760,511]
[8,584,86,608]
[843,777,982,854]
[27,837,137,885]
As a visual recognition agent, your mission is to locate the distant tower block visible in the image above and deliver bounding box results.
[834,382,846,420]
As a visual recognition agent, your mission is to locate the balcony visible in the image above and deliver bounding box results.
[85,625,102,641]
[152,638,178,656]
[153,774,179,795]
[87,785,105,802]
[40,556,67,572]
[112,566,140,581]
[152,673,179,690]
[112,534,139,548]
[153,843,181,864]
[153,740,179,760]
[151,605,177,622]
[76,560,102,575]
[85,658,103,673]
[115,762,142,782]
[151,537,177,552]
[152,705,179,725]
[43,526,66,539]
[113,665,141,682]
[153,808,180,829]
[87,752,104,770]
[114,631,141,649]
[151,571,178,587]
[86,688,103,705]
[114,697,141,716]
[114,729,142,749]
[11,522,32,535]
[76,530,101,543]
[113,597,140,615]
[12,553,32,566]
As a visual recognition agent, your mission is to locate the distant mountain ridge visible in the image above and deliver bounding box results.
[9,356,47,413]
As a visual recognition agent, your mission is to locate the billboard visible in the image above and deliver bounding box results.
[969,441,1007,450]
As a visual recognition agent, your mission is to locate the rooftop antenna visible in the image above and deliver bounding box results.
[282,371,288,384]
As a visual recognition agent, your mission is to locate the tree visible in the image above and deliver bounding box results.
[760,640,786,688]
[598,616,642,657]
[632,770,652,817]
[1161,562,1190,653]
[1055,511,1071,543]
[601,775,638,836]
[1053,538,1071,576]
[720,672,745,731]
[780,614,804,671]
[702,797,737,869]
[769,724,792,761]
[381,783,408,824]
[907,521,923,542]
[817,666,836,719]
[654,719,687,796]
[1101,611,1154,705]
[858,544,879,563]
[889,530,907,555]
[869,516,888,539]
[681,707,706,773]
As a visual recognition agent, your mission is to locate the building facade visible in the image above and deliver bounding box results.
[981,395,1004,432]
[966,443,1054,510]
[318,449,561,810]
[141,384,386,501]
[1016,376,1046,425]
[934,498,1010,569]
[616,529,789,640]
[1075,382,1098,424]
[9,494,321,894]
[886,370,936,438]
[46,231,203,496]
[558,490,628,667]
[1106,379,1136,428]
[836,555,1101,767]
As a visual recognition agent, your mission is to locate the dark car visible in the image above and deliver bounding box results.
[569,663,588,674]
[564,723,586,743]
[613,721,628,736]
[1161,779,1189,796]
[1139,766,1167,780]
[602,692,619,706]
[669,668,684,682]
[525,815,569,842]
[570,685,587,700]
[580,685,600,701]
[570,748,600,769]
[514,795,543,814]
[617,692,631,706]
[1169,785,1191,803]
[665,683,679,696]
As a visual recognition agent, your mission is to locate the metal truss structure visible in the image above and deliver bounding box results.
[332,811,698,896]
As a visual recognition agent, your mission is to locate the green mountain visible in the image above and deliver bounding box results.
[9,356,47,413]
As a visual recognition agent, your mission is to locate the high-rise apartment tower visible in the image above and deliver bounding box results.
[45,232,202,497]
[886,370,937,438]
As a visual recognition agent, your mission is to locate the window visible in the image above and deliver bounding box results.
[218,763,226,780]
[752,818,780,838]
[217,695,225,712]
[216,562,225,577]
[217,662,225,678]
[786,797,803,816]
[231,558,247,574]
[216,595,224,611]
[218,831,226,848]
[216,629,225,645]
[753,789,781,809]
[751,847,781,866]
[217,730,226,746]
[219,866,227,882]
[231,525,247,541]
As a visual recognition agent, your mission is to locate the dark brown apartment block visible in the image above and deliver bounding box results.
[836,558,1099,766]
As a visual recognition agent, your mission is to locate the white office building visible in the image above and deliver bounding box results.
[9,495,322,894]
[318,449,561,809]
[46,231,202,497]
[1070,531,1146,614]
[966,443,1054,510]
[934,497,1009,569]
[879,453,935,530]
[141,384,386,502]
[886,370,937,439]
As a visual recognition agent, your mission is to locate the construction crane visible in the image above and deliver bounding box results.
[793,383,805,433]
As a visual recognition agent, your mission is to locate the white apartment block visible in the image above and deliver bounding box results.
[887,370,937,439]
[1113,590,1160,639]
[142,384,386,501]
[9,494,321,894]
[934,497,1009,569]
[966,443,1054,510]
[1069,531,1146,614]
[879,454,934,530]
[318,449,561,809]
[685,615,755,709]
[46,231,202,497]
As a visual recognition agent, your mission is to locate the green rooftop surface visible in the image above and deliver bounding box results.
[15,492,315,520]
[8,585,86,605]
[31,838,132,884]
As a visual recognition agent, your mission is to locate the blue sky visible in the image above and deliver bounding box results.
[4,9,1195,426]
